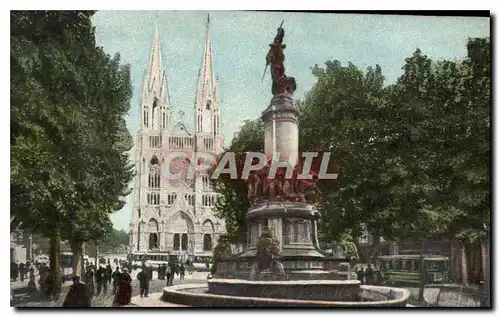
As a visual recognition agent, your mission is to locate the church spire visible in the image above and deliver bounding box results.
[146,19,162,92]
[141,18,170,131]
[195,13,218,134]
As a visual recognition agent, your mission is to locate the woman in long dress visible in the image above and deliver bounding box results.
[113,268,132,306]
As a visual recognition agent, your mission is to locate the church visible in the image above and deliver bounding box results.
[129,15,226,260]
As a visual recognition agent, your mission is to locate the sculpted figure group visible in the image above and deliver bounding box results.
[247,162,319,205]
[249,231,286,281]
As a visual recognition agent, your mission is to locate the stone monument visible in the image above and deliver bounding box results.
[157,21,410,307]
[215,22,348,281]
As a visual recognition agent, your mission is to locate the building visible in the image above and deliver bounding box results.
[128,16,225,259]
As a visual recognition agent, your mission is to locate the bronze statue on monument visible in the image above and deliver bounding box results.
[261,21,297,95]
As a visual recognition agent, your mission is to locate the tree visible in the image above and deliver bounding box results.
[59,49,134,278]
[384,39,490,288]
[11,10,96,297]
[11,10,134,294]
[300,61,394,248]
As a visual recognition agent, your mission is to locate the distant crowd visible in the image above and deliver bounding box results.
[11,258,195,307]
[354,264,383,285]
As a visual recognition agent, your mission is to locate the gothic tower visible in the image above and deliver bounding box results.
[129,15,225,259]
[195,14,223,153]
[141,21,170,132]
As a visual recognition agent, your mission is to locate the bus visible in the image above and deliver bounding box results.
[192,256,212,272]
[127,252,145,270]
[144,253,169,269]
[59,251,73,282]
[127,252,169,270]
[377,255,450,285]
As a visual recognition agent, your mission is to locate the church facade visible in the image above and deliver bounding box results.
[129,16,225,259]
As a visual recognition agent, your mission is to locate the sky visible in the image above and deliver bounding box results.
[91,11,489,232]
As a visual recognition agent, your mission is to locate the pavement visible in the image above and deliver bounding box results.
[12,270,478,308]
[11,272,208,308]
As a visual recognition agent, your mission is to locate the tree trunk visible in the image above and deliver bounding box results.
[418,238,425,302]
[49,229,62,300]
[480,234,490,307]
[69,239,84,278]
[368,234,381,263]
[82,242,86,271]
[94,242,99,266]
[460,243,468,285]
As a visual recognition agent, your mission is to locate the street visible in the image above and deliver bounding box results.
[11,270,209,307]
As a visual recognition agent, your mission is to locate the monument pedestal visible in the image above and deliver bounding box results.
[262,93,299,164]
[214,202,351,280]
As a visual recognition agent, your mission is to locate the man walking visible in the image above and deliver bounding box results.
[103,265,111,293]
[19,262,25,282]
[11,262,19,281]
[63,276,91,307]
[95,266,105,296]
[112,267,121,294]
[105,264,113,285]
[179,263,185,280]
[166,264,172,286]
[365,264,374,285]
[85,266,95,298]
[137,266,150,298]
[167,261,176,286]
[356,266,365,284]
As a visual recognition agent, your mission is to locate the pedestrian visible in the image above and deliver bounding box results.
[148,265,153,281]
[105,264,112,289]
[85,266,95,298]
[179,264,185,280]
[63,276,91,307]
[106,264,112,284]
[168,261,176,286]
[42,272,61,300]
[158,264,162,280]
[166,264,172,286]
[365,264,374,285]
[113,268,132,307]
[137,266,150,298]
[28,267,36,291]
[11,262,19,281]
[112,267,121,294]
[95,266,104,296]
[25,261,30,279]
[356,266,365,284]
[38,268,48,296]
[19,262,25,282]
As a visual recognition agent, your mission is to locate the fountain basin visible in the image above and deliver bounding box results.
[162,283,411,307]
[209,278,360,301]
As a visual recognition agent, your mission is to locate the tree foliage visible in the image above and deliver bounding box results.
[213,38,490,253]
[300,38,490,246]
[212,119,265,243]
[11,10,134,289]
